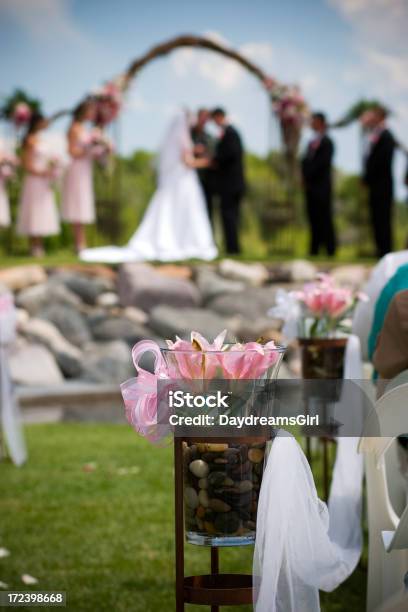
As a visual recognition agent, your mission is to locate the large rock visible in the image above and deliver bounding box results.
[38,303,91,347]
[52,264,116,282]
[9,341,64,386]
[0,265,47,291]
[195,267,245,303]
[118,263,201,311]
[330,265,368,289]
[281,260,317,282]
[155,264,193,280]
[96,292,120,308]
[122,306,148,325]
[52,272,114,305]
[20,318,83,378]
[229,315,282,344]
[16,281,80,316]
[80,340,134,383]
[89,315,151,345]
[149,306,229,340]
[218,259,269,287]
[208,287,278,320]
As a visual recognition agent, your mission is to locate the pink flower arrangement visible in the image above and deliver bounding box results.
[12,102,32,126]
[93,79,123,126]
[264,78,308,127]
[121,332,283,441]
[219,341,280,380]
[165,330,227,379]
[293,274,367,338]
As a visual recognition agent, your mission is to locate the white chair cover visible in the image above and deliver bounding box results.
[0,293,27,466]
[361,382,408,611]
[352,250,408,360]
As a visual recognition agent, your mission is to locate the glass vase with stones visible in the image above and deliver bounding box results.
[183,439,267,546]
[161,344,285,547]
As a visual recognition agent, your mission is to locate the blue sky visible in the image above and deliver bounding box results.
[0,0,407,180]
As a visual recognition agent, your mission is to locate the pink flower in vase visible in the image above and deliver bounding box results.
[219,341,280,380]
[324,287,353,318]
[165,330,227,379]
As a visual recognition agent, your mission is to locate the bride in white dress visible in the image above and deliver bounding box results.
[80,111,217,263]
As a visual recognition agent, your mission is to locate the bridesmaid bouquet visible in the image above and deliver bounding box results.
[121,331,282,443]
[47,156,64,184]
[269,274,368,339]
[0,154,19,181]
[88,132,113,167]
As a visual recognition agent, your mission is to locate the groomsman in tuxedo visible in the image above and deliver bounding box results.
[211,107,245,254]
[301,112,336,256]
[191,108,216,221]
[362,105,396,257]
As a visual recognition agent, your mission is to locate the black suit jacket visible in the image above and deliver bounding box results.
[301,134,334,200]
[214,125,245,194]
[363,129,395,198]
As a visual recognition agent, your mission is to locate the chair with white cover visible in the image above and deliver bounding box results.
[362,382,408,611]
[374,590,408,612]
[352,250,408,360]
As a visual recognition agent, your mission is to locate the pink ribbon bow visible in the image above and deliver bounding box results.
[120,340,170,443]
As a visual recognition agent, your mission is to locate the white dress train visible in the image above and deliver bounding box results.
[80,112,217,263]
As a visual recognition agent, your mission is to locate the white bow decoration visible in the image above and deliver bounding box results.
[0,293,27,466]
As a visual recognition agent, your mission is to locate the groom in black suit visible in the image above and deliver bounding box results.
[301,112,336,257]
[211,107,245,254]
[362,105,395,257]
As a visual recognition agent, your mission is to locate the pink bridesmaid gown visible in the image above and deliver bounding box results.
[17,142,60,237]
[0,179,10,227]
[62,129,95,224]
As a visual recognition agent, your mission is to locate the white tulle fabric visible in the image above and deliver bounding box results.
[0,294,27,466]
[80,112,217,263]
[254,336,364,611]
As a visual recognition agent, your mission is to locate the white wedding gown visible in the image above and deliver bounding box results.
[80,113,217,263]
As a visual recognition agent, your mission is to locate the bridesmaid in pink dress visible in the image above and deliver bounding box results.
[62,100,96,252]
[17,113,60,257]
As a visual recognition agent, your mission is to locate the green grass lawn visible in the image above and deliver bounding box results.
[0,424,366,611]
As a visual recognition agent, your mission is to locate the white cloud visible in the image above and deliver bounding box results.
[299,74,319,94]
[125,90,147,112]
[329,0,408,92]
[362,49,408,92]
[171,31,274,92]
[0,0,86,44]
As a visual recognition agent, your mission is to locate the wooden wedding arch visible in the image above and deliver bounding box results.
[58,35,304,252]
